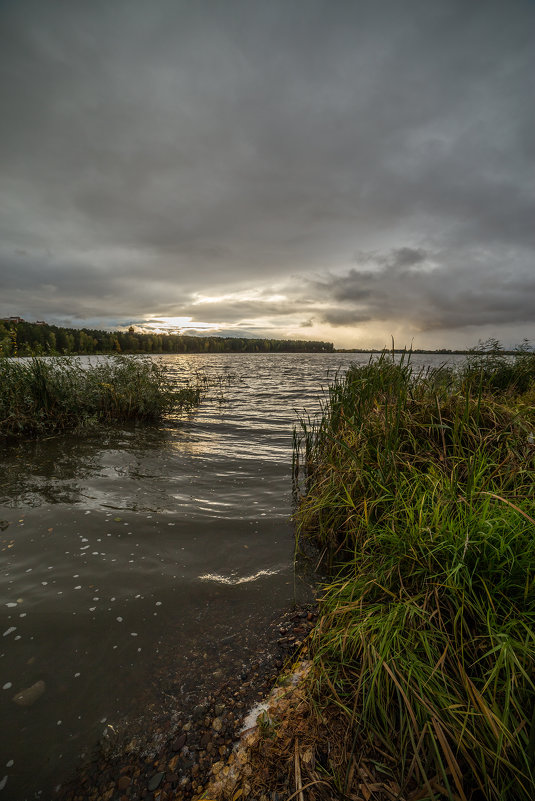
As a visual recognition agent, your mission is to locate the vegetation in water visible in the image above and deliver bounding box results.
[0,355,204,438]
[292,344,535,799]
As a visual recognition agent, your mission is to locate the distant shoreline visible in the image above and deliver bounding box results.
[1,319,529,358]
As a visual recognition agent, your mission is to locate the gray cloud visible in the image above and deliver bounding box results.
[389,249,428,269]
[311,245,535,333]
[0,0,533,346]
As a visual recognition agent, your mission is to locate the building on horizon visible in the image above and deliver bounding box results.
[1,316,25,324]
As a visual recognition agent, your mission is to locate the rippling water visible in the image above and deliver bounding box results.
[0,352,465,799]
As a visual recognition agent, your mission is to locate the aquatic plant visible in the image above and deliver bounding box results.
[294,352,535,799]
[0,355,204,437]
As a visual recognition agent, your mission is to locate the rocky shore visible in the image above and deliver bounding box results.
[56,605,318,801]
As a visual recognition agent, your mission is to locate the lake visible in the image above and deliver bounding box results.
[0,352,466,799]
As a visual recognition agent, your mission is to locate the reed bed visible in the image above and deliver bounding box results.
[0,355,204,437]
[294,351,535,800]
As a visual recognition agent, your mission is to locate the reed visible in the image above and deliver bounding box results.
[0,355,204,437]
[294,351,535,799]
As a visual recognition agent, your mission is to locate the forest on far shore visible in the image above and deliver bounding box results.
[0,319,335,356]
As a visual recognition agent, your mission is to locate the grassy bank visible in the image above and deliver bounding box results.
[0,355,204,438]
[291,351,535,800]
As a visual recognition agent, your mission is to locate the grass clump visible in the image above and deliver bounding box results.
[461,338,535,395]
[294,350,535,800]
[0,355,204,438]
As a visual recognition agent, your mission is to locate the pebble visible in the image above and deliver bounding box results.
[192,702,209,720]
[167,755,179,773]
[147,771,165,791]
[171,732,187,751]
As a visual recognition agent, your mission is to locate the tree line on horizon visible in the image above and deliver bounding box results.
[0,320,335,356]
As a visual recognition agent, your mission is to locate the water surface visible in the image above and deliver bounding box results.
[0,352,464,799]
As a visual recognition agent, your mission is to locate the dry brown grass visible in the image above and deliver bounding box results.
[199,656,456,801]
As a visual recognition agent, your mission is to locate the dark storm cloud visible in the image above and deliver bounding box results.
[0,0,533,344]
[313,245,535,332]
[388,249,427,269]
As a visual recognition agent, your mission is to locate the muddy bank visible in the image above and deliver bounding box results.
[55,604,318,801]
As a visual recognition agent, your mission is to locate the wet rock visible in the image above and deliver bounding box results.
[167,755,179,773]
[192,702,209,720]
[117,776,131,791]
[12,679,46,707]
[214,703,225,716]
[148,772,165,791]
[211,717,223,732]
[171,732,187,751]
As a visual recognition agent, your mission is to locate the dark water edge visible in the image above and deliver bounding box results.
[56,603,319,801]
[0,353,466,800]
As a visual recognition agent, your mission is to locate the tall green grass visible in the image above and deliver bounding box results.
[294,351,535,799]
[0,356,204,437]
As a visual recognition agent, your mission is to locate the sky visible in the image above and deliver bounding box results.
[1,0,533,349]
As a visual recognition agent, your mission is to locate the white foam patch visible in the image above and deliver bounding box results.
[198,568,280,585]
[240,700,271,733]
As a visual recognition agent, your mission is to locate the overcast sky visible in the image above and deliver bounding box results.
[1,0,533,348]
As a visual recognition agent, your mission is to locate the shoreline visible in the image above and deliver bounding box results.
[55,604,318,801]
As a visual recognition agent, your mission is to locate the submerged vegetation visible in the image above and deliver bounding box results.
[0,355,204,438]
[292,345,535,800]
